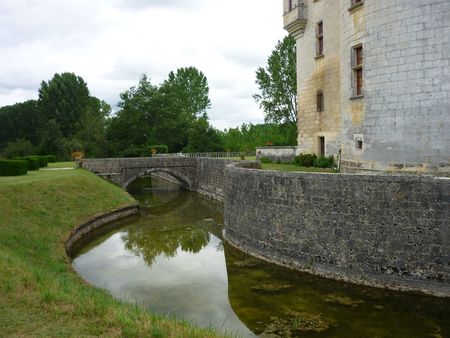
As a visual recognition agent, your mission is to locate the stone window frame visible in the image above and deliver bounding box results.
[315,21,324,58]
[351,44,364,99]
[349,0,364,12]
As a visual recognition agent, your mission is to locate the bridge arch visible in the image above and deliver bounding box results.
[123,168,194,191]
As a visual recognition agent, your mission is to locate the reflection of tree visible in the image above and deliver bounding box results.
[123,225,211,266]
[122,190,223,267]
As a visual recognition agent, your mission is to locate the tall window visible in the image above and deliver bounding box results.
[352,45,363,96]
[318,137,325,157]
[289,0,293,11]
[316,22,323,57]
[316,91,324,112]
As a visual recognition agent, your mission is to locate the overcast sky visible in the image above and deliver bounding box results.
[0,0,286,130]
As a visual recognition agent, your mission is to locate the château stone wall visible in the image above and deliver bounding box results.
[224,163,450,296]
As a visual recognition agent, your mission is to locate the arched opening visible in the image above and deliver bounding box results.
[123,168,193,192]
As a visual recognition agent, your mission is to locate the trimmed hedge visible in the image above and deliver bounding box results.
[37,156,48,168]
[15,157,40,171]
[45,155,57,163]
[0,160,28,176]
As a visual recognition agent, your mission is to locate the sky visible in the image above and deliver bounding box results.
[0,0,287,130]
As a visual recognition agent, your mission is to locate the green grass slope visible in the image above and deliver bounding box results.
[0,168,222,337]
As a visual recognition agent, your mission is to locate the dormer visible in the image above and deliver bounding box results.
[283,0,307,39]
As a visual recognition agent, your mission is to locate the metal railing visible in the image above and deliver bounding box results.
[154,151,255,159]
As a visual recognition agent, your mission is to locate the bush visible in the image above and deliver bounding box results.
[314,155,335,168]
[14,157,40,171]
[0,160,28,176]
[260,157,273,164]
[149,145,169,155]
[293,153,317,167]
[1,139,36,159]
[37,156,49,168]
[45,155,57,163]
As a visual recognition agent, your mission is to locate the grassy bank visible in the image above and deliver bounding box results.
[0,168,223,337]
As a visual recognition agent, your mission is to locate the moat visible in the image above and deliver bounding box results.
[73,178,450,337]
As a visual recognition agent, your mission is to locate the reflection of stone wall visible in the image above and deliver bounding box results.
[224,163,450,297]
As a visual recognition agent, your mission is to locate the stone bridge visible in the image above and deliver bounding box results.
[82,157,198,190]
[82,157,260,201]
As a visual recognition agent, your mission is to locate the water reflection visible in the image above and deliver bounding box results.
[73,178,450,338]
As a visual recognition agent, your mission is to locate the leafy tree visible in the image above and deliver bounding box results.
[0,100,40,149]
[184,118,224,153]
[107,68,215,156]
[254,35,297,125]
[222,123,297,152]
[160,67,211,120]
[107,75,161,156]
[1,139,36,159]
[38,72,91,137]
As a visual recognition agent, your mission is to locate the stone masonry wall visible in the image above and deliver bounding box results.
[296,0,342,157]
[340,0,450,172]
[196,158,260,201]
[224,163,450,296]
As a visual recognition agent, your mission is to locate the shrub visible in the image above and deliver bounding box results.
[37,156,49,168]
[45,155,57,163]
[293,153,317,167]
[260,157,273,164]
[14,157,40,171]
[0,160,28,176]
[149,145,169,155]
[1,139,36,159]
[314,155,335,168]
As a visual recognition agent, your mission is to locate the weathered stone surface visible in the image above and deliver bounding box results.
[224,163,450,297]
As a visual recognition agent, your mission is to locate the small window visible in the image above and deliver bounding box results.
[352,45,363,97]
[316,91,324,112]
[354,134,364,150]
[318,137,325,157]
[289,0,293,11]
[316,22,324,57]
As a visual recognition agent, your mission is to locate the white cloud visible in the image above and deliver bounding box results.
[0,0,287,129]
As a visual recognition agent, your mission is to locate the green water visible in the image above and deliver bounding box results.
[73,178,450,337]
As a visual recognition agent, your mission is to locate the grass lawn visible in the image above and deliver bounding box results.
[261,163,337,173]
[0,168,224,337]
[47,161,76,169]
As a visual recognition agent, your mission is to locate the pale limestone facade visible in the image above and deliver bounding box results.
[283,0,450,174]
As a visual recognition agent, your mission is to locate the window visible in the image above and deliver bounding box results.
[354,134,364,150]
[316,91,324,112]
[316,22,323,57]
[318,137,325,157]
[289,0,293,11]
[352,45,363,97]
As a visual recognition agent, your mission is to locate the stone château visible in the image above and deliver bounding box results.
[283,0,450,173]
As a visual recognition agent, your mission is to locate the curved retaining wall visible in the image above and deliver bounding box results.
[224,163,450,297]
[66,204,140,257]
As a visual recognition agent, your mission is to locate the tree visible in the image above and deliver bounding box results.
[107,68,214,156]
[160,67,211,120]
[184,118,224,153]
[253,35,297,125]
[0,100,40,149]
[38,72,91,137]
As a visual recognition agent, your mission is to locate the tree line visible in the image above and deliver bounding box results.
[0,36,297,159]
